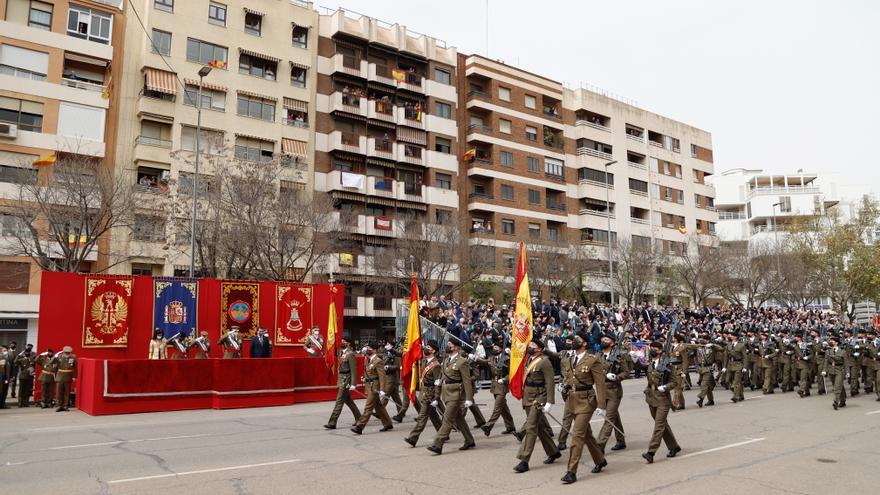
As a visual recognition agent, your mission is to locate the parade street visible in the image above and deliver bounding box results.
[1,379,878,495]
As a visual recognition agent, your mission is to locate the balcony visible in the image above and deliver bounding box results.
[628,161,647,170]
[396,181,426,203]
[367,137,396,160]
[368,99,395,122]
[575,119,610,132]
[398,71,425,93]
[331,91,368,117]
[368,63,397,86]
[468,191,494,201]
[752,224,788,234]
[364,215,401,238]
[629,189,649,198]
[718,211,746,220]
[135,135,172,148]
[630,216,649,225]
[626,133,644,143]
[546,200,567,212]
[367,175,395,197]
[61,77,104,92]
[397,143,424,165]
[329,130,367,155]
[396,106,425,129]
[332,53,367,78]
[746,186,821,199]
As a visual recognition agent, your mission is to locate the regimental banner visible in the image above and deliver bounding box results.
[220,282,260,339]
[83,276,134,348]
[153,278,198,339]
[631,342,648,366]
[274,284,313,346]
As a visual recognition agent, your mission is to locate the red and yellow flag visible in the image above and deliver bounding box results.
[401,274,423,403]
[508,242,533,399]
[32,153,56,167]
[324,286,340,373]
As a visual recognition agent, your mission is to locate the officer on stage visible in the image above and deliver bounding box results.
[37,349,55,409]
[52,346,77,412]
[219,326,243,358]
[324,336,361,429]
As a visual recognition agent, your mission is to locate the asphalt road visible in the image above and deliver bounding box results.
[1,379,879,495]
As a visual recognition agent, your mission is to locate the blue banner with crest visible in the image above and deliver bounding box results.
[153,278,198,340]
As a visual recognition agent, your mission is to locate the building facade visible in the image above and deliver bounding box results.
[0,0,125,345]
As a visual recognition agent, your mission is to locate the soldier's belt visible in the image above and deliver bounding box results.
[669,360,683,365]
[58,369,73,372]
[364,377,377,382]
[574,385,593,392]
[422,381,436,387]
[444,379,462,384]
[525,381,545,387]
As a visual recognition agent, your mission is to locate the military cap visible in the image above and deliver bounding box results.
[426,339,440,352]
[532,338,545,349]
[366,341,379,350]
[62,345,73,353]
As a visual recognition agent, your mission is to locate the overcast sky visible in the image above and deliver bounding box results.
[325,0,879,200]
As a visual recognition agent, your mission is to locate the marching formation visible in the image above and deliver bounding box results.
[322,298,879,484]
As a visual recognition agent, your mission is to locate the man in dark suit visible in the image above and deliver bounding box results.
[250,328,273,358]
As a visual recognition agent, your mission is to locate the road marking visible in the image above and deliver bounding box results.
[4,462,25,467]
[865,410,880,416]
[676,437,766,460]
[108,459,300,484]
[47,434,211,450]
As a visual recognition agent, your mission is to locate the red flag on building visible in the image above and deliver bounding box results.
[400,275,423,403]
[507,242,533,400]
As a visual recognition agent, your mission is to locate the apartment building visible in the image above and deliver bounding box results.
[312,8,460,340]
[112,0,318,276]
[457,54,717,302]
[711,168,837,246]
[0,0,125,344]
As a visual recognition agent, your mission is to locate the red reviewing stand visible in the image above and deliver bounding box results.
[36,272,359,415]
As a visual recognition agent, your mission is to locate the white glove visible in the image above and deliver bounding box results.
[846,373,850,379]
[505,348,510,354]
[657,385,667,392]
[853,353,860,357]
[595,408,606,417]
[463,400,473,408]
[854,345,860,350]
[705,343,713,348]
[468,353,475,360]
[434,379,441,386]
[680,373,686,378]
[349,385,356,391]
[605,373,617,381]
[385,343,393,350]
[821,371,827,376]
[742,368,747,373]
[379,391,386,399]
[497,379,504,384]
[721,368,727,373]
[430,400,438,407]
[542,403,552,414]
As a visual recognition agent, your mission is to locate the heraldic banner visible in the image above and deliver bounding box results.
[153,278,198,339]
[220,281,259,339]
[274,284,314,346]
[83,276,134,348]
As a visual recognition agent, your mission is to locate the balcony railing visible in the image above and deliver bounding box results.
[471,157,492,167]
[629,189,649,197]
[753,224,788,234]
[575,120,610,132]
[630,217,649,225]
[626,133,644,143]
[648,140,663,148]
[718,211,746,220]
[628,161,647,170]
[579,208,614,219]
[467,89,490,100]
[135,135,172,148]
[576,147,613,161]
[546,200,567,212]
[544,172,565,182]
[746,186,821,198]
[467,123,492,133]
[578,178,612,189]
[544,139,564,150]
[470,226,494,234]
[61,77,104,92]
[469,191,494,200]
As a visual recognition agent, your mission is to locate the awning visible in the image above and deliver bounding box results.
[366,157,396,168]
[289,60,310,70]
[282,138,308,157]
[235,132,276,142]
[65,52,108,67]
[397,127,426,145]
[396,200,427,211]
[291,21,312,29]
[366,119,395,130]
[283,97,308,112]
[239,47,279,63]
[243,7,265,16]
[143,67,177,95]
[331,191,364,202]
[366,196,395,207]
[367,81,394,92]
[183,78,227,93]
[332,111,367,122]
[237,89,277,101]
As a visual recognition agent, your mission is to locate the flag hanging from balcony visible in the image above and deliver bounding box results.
[101,76,112,100]
[324,285,340,374]
[274,284,313,347]
[508,242,533,400]
[392,69,406,82]
[338,253,353,266]
[32,153,56,167]
[375,217,392,231]
[678,225,687,234]
[462,148,476,162]
[67,233,87,247]
[207,60,226,69]
[401,275,423,403]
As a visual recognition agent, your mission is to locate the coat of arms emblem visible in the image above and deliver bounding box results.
[90,290,129,334]
[164,300,187,325]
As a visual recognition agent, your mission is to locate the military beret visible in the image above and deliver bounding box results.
[426,339,440,352]
[532,338,545,349]
[575,330,589,342]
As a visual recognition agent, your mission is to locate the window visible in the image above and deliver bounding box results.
[528,189,540,204]
[501,184,514,200]
[434,101,452,119]
[234,136,274,162]
[434,67,451,85]
[579,167,613,185]
[28,1,53,30]
[181,126,223,154]
[67,4,112,44]
[239,54,276,80]
[499,119,512,134]
[500,151,513,167]
[290,66,307,87]
[0,97,43,132]
[0,45,49,81]
[548,226,559,241]
[131,264,156,276]
[435,209,452,224]
[244,12,262,36]
[527,156,539,173]
[529,223,540,239]
[133,215,166,242]
[183,85,226,112]
[186,38,228,67]
[629,178,648,193]
[282,102,308,127]
[0,165,36,184]
[524,94,536,109]
[237,94,275,121]
[154,0,173,12]
[151,29,171,56]
[501,219,515,235]
[435,137,451,154]
[502,255,514,269]
[525,125,537,141]
[778,196,792,213]
[291,24,309,47]
[208,2,226,26]
[0,261,30,293]
[498,87,510,101]
[436,173,451,190]
[544,157,564,178]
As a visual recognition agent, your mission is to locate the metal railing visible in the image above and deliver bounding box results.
[135,135,172,148]
[575,120,610,132]
[628,161,647,170]
[626,133,644,143]
[576,147,613,160]
[746,186,820,199]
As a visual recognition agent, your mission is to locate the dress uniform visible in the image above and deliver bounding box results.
[858,330,874,394]
[427,340,476,454]
[15,346,36,407]
[478,344,515,437]
[218,328,243,358]
[560,334,608,484]
[794,336,813,397]
[404,340,443,446]
[513,339,560,473]
[866,331,879,401]
[379,343,404,417]
[669,336,688,410]
[692,339,723,407]
[548,345,575,450]
[352,342,394,433]
[779,336,796,392]
[758,335,777,394]
[53,346,77,411]
[725,335,747,402]
[824,337,847,410]
[596,337,631,450]
[641,342,681,463]
[192,331,211,358]
[37,350,56,408]
[324,338,361,429]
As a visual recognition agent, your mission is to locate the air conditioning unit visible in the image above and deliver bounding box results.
[0,123,18,139]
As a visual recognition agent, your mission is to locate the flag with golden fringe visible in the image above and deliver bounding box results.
[508,242,533,399]
[401,275,423,403]
[324,286,340,374]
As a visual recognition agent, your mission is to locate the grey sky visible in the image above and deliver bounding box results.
[324,0,879,200]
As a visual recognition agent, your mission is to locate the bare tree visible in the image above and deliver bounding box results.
[716,240,784,307]
[669,235,722,307]
[611,237,657,305]
[1,151,137,272]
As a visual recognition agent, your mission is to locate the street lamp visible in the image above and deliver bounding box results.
[771,201,783,274]
[189,65,212,278]
[604,160,618,306]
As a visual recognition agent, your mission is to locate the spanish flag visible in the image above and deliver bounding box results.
[67,233,87,247]
[324,285,340,373]
[392,69,406,82]
[678,224,687,234]
[401,274,423,403]
[32,153,56,167]
[508,242,533,400]
[207,60,226,69]
[462,148,476,162]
